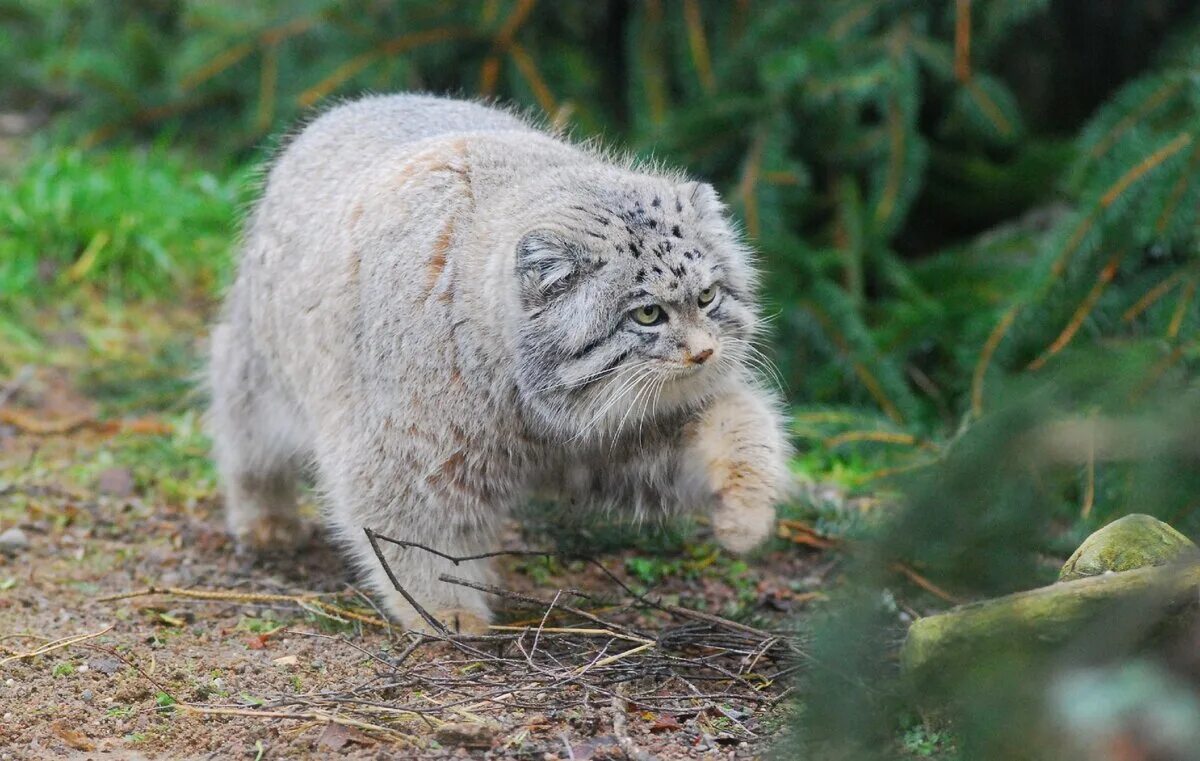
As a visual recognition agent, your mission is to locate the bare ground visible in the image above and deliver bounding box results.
[0,304,828,760]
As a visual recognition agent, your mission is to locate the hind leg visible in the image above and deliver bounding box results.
[207,323,309,553]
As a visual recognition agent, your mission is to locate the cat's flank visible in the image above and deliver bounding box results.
[207,94,791,633]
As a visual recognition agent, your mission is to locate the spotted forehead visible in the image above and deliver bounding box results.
[569,190,717,296]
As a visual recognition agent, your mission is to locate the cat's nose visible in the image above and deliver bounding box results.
[691,348,713,365]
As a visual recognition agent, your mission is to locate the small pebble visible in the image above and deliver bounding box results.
[310,659,325,670]
[0,527,29,553]
[4,678,13,687]
[88,658,122,675]
[81,689,94,702]
[77,664,89,674]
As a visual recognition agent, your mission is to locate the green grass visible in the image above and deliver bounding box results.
[0,144,246,303]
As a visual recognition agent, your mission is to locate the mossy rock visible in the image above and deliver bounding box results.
[902,563,1200,698]
[1059,514,1198,582]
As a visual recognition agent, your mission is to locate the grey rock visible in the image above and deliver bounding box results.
[0,527,29,553]
[88,657,122,675]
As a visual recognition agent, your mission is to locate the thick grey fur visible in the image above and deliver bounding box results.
[207,93,791,632]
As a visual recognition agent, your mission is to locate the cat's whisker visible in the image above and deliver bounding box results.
[724,337,786,391]
[639,373,668,439]
[572,363,655,442]
[612,366,662,445]
[535,359,654,394]
[593,371,652,444]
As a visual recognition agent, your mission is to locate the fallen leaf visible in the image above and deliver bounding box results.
[650,715,683,733]
[317,722,375,751]
[435,722,496,748]
[273,655,299,666]
[245,635,269,650]
[51,721,94,751]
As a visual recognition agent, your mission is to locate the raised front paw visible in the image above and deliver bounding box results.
[711,496,776,555]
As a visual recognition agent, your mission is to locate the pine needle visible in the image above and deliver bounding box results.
[1099,132,1193,208]
[509,43,557,114]
[1027,251,1124,371]
[682,0,716,93]
[1167,277,1196,339]
[971,306,1019,417]
[954,0,972,83]
[1123,270,1187,322]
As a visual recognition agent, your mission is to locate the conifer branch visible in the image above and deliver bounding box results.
[1089,80,1183,159]
[256,43,279,133]
[640,0,668,125]
[180,16,317,92]
[1167,277,1196,339]
[1027,251,1124,371]
[954,0,972,83]
[1155,141,1200,234]
[509,43,557,114]
[1099,132,1193,209]
[683,0,716,94]
[479,0,538,95]
[965,80,1013,137]
[1123,270,1187,322]
[738,129,767,239]
[874,96,906,227]
[971,306,1019,417]
[298,27,473,107]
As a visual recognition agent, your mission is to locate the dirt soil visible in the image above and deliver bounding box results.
[0,305,830,760]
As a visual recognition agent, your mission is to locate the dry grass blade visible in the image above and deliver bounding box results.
[0,624,114,666]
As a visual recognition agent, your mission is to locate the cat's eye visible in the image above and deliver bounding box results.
[631,304,666,326]
[698,285,719,307]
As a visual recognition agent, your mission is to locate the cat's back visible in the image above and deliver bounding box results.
[262,93,535,194]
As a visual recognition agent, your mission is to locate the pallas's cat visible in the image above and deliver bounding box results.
[207,94,790,632]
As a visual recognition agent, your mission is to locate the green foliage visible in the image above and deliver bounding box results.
[4,1,1198,433]
[790,356,1200,759]
[0,144,244,303]
[4,3,1200,757]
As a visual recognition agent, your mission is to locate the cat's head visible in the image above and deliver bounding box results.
[512,171,764,441]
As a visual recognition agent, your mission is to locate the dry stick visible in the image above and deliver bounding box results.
[363,528,449,635]
[0,624,113,667]
[284,630,396,672]
[439,574,647,640]
[98,585,388,627]
[488,626,651,645]
[610,692,657,761]
[73,641,181,705]
[376,532,780,641]
[177,704,412,745]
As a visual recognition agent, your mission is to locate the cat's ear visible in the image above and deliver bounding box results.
[683,181,724,218]
[515,229,586,307]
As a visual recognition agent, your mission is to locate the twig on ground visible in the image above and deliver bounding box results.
[0,624,114,666]
[98,585,389,627]
[610,692,657,761]
[365,528,450,635]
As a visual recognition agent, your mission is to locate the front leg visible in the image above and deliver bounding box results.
[687,383,791,553]
[317,432,501,635]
